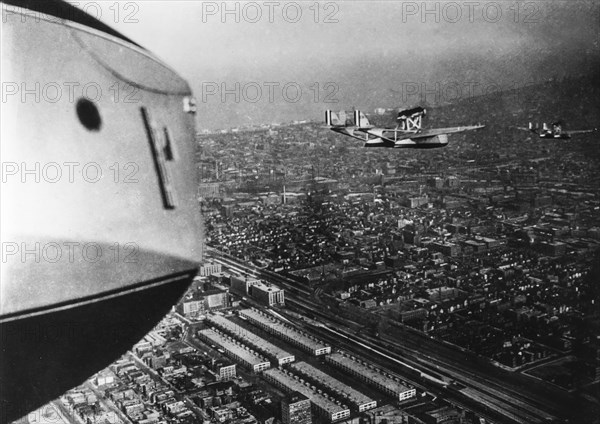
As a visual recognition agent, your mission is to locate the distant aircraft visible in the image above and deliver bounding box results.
[516,121,597,139]
[325,107,484,148]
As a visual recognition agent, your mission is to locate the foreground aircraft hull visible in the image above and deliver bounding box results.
[1,1,203,421]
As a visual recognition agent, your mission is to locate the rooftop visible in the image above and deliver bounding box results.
[239,309,329,352]
[198,329,270,367]
[206,314,294,361]
[327,353,413,395]
[290,362,375,408]
[263,368,349,416]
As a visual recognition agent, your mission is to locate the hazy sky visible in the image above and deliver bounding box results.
[87,1,600,129]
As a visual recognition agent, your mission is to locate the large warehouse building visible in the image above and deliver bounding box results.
[325,352,416,401]
[263,368,350,423]
[206,314,295,365]
[197,328,270,373]
[290,362,377,412]
[239,308,331,356]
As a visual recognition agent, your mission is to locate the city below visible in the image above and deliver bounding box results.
[19,77,600,424]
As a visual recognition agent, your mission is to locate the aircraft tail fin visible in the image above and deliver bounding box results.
[325,110,344,127]
[529,122,540,133]
[354,110,371,128]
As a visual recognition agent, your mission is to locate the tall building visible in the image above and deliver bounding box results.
[209,359,236,381]
[198,182,222,199]
[281,391,312,424]
[199,262,222,277]
[427,177,443,189]
[403,195,429,208]
[230,276,285,306]
[176,284,230,318]
[250,281,285,306]
[230,275,261,296]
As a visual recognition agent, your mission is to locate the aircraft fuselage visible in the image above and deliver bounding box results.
[331,127,450,148]
[538,132,571,139]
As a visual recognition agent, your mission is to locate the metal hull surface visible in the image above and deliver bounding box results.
[1,5,204,421]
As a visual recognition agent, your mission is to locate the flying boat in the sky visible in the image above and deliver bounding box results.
[516,121,597,139]
[325,107,484,148]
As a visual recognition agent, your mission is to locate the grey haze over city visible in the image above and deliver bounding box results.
[94,0,599,129]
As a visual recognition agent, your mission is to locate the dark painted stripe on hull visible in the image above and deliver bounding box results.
[0,270,196,423]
